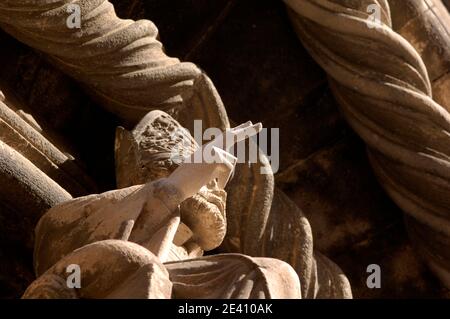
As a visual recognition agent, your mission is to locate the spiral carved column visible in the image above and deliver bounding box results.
[284,0,450,288]
[0,0,352,298]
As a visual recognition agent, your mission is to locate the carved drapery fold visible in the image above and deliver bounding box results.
[284,0,450,288]
[23,240,173,299]
[0,0,229,129]
[24,240,302,299]
[0,0,352,298]
[0,97,95,196]
[165,253,302,299]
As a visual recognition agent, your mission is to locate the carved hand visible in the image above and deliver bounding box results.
[166,122,262,201]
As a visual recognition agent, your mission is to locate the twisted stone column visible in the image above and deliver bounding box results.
[284,0,450,288]
[0,0,228,128]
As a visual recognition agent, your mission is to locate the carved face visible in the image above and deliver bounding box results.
[115,110,227,251]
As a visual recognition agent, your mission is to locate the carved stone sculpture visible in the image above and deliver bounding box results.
[0,1,352,298]
[0,90,95,197]
[115,111,352,298]
[0,88,99,254]
[23,119,302,299]
[24,239,301,299]
[1,0,449,299]
[23,240,173,299]
[284,0,450,288]
[0,0,229,130]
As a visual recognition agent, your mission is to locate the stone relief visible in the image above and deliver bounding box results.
[24,116,302,299]
[0,0,448,299]
[0,0,229,130]
[284,0,450,289]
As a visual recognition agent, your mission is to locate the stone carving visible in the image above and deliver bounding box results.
[23,240,173,299]
[0,140,71,242]
[284,0,450,288]
[0,92,95,197]
[164,253,301,299]
[0,0,448,299]
[0,1,352,298]
[115,111,352,298]
[24,119,302,299]
[0,0,229,129]
[24,239,301,299]
[0,89,100,253]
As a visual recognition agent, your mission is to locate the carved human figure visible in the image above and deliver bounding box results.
[0,0,351,298]
[23,116,302,299]
[115,111,352,299]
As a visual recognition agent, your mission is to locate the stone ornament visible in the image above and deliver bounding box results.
[25,118,302,299]
[0,3,235,252]
[0,90,93,252]
[115,111,199,189]
[0,139,72,232]
[284,0,450,288]
[0,0,229,129]
[115,111,352,299]
[24,239,301,299]
[165,253,301,299]
[23,240,172,299]
[0,93,95,196]
[0,1,352,298]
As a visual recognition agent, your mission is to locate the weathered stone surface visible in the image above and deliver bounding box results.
[115,111,199,189]
[0,139,72,298]
[29,118,303,299]
[0,38,119,192]
[34,181,184,275]
[0,87,100,298]
[166,253,301,299]
[23,240,172,299]
[0,141,72,248]
[284,0,450,289]
[115,111,228,253]
[0,0,352,298]
[176,0,444,297]
[2,0,447,299]
[0,91,96,196]
[25,239,302,299]
[389,0,450,110]
[277,136,402,255]
[116,111,351,298]
[178,4,387,291]
[333,221,449,299]
[0,0,229,130]
[37,114,235,266]
[188,0,345,172]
